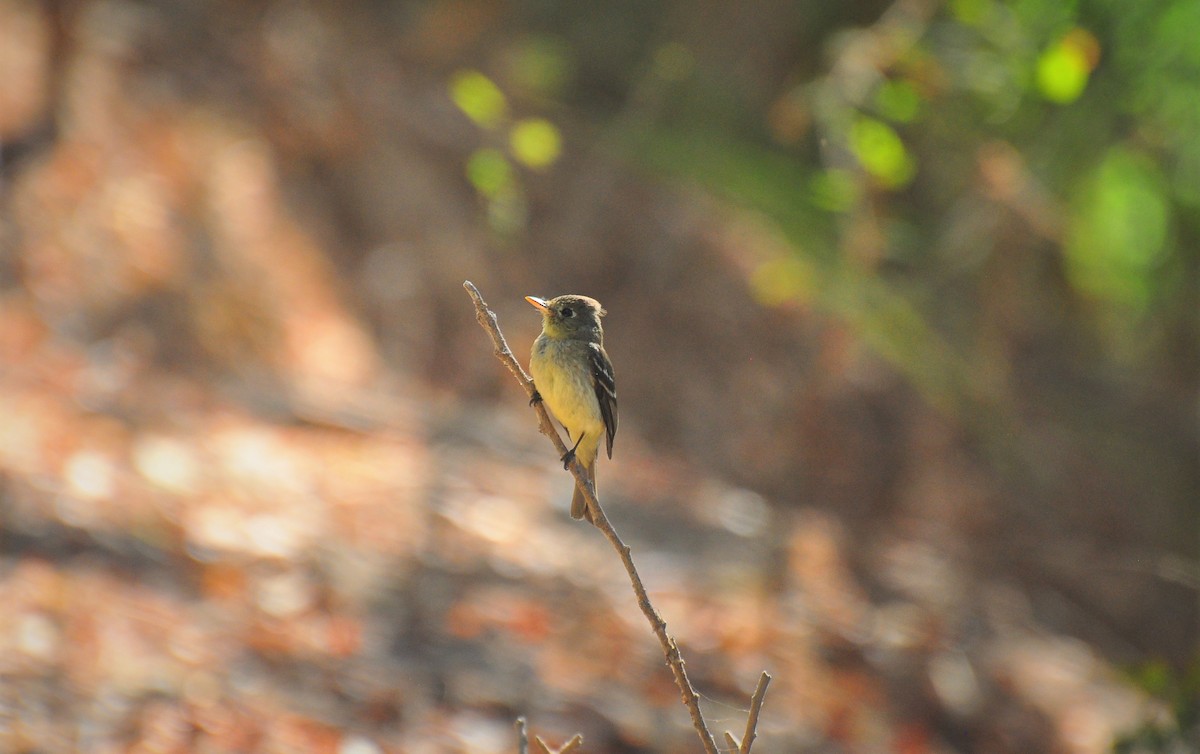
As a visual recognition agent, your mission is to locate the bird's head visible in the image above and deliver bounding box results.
[525,294,605,340]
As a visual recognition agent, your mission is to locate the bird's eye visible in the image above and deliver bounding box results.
[561,307,575,318]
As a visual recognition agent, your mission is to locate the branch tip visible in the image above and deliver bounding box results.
[515,717,529,754]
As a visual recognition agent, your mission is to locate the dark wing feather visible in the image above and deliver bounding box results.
[589,342,618,458]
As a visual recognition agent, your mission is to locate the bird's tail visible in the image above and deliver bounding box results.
[570,463,595,522]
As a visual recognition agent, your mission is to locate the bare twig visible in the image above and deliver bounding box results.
[532,736,552,754]
[724,731,740,751]
[467,281,771,754]
[516,717,529,754]
[737,672,772,754]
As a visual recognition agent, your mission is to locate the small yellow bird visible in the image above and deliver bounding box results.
[525,294,618,521]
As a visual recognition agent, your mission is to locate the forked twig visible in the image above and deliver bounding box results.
[467,281,770,754]
[536,734,583,754]
[516,717,582,754]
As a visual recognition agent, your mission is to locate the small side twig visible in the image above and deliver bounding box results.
[467,281,772,754]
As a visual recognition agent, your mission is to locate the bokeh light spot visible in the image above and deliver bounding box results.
[850,117,916,188]
[465,148,514,197]
[875,79,921,123]
[450,69,508,128]
[1066,147,1168,308]
[810,168,860,212]
[1037,29,1099,104]
[509,118,561,169]
[750,255,814,307]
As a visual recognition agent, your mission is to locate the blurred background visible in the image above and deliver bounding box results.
[0,0,1196,752]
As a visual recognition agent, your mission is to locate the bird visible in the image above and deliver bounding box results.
[525,294,618,521]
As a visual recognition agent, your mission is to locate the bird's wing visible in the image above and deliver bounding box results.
[589,342,618,458]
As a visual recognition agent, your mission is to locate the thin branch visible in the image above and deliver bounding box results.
[724,731,740,752]
[532,736,552,754]
[465,280,722,754]
[739,672,772,754]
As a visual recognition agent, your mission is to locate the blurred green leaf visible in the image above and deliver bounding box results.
[950,0,993,26]
[1065,147,1169,309]
[450,70,508,129]
[485,183,527,236]
[1115,656,1200,752]
[506,35,572,98]
[850,117,916,188]
[510,118,562,169]
[750,256,814,307]
[465,148,514,196]
[874,79,922,123]
[1036,29,1097,103]
[809,169,859,213]
[1130,659,1173,697]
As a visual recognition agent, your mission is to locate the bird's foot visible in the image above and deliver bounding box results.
[560,433,585,470]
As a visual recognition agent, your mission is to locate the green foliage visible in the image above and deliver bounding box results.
[809,169,860,213]
[465,148,514,197]
[509,118,562,169]
[449,69,564,235]
[627,124,833,255]
[580,0,1199,471]
[873,79,922,123]
[1109,1,1200,209]
[450,70,508,128]
[505,35,573,100]
[848,116,916,189]
[1035,30,1095,103]
[1113,658,1200,753]
[1065,147,1170,311]
[453,0,1197,407]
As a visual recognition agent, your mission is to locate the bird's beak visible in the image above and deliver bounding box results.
[525,296,550,313]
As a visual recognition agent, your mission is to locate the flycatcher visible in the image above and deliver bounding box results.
[525,294,617,521]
